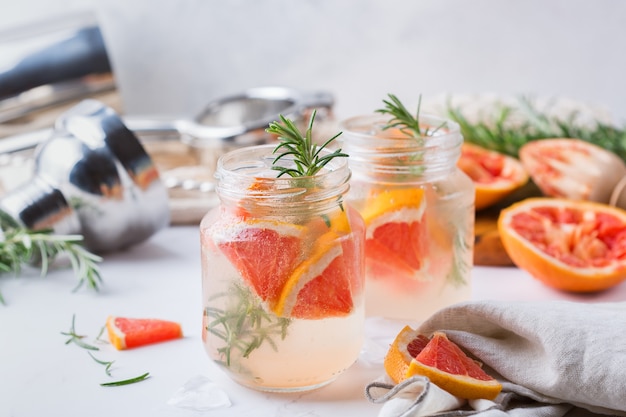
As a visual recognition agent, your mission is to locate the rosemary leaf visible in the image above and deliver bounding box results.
[100,372,150,387]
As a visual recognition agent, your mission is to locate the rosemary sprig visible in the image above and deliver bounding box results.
[376,93,447,138]
[205,283,290,368]
[266,109,348,177]
[446,96,626,161]
[61,314,100,351]
[0,217,103,303]
[62,315,149,386]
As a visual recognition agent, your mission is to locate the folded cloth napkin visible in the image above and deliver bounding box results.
[365,300,626,417]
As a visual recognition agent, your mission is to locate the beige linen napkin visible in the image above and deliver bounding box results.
[366,300,626,416]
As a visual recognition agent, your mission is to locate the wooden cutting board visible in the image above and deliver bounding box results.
[473,182,543,266]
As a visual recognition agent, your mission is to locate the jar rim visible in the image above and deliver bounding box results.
[339,113,460,141]
[215,144,351,204]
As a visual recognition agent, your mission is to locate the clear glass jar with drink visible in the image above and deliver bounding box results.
[340,103,474,322]
[200,139,365,392]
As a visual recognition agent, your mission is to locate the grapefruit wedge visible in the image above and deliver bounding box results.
[273,231,356,319]
[407,332,502,400]
[384,325,430,384]
[106,316,183,350]
[213,219,306,306]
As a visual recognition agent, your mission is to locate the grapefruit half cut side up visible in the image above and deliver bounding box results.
[498,197,626,292]
[458,142,528,210]
[407,331,502,400]
[106,316,183,350]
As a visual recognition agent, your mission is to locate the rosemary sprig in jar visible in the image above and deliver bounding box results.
[376,93,448,139]
[267,109,348,177]
[205,283,290,368]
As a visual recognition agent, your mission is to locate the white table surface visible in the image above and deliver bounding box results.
[2,224,626,417]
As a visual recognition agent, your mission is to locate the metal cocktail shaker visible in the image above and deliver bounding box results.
[0,99,170,253]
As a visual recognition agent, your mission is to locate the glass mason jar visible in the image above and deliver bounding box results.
[339,114,474,322]
[200,144,365,392]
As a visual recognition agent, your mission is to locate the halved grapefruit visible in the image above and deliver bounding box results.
[106,316,183,350]
[519,138,626,203]
[407,332,502,400]
[458,142,528,210]
[498,197,626,292]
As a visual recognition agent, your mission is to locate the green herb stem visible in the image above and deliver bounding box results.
[206,283,290,368]
[266,109,347,178]
[61,314,100,351]
[100,372,150,387]
[88,351,115,376]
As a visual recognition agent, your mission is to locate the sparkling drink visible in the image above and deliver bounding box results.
[340,113,475,321]
[200,144,365,392]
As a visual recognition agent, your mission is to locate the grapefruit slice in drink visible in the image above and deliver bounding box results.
[361,188,427,281]
[213,219,306,306]
[106,316,183,350]
[273,231,356,319]
[407,331,502,400]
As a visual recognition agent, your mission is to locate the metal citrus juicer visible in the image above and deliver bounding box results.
[0,87,335,252]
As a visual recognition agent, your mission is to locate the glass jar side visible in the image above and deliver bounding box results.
[199,144,366,392]
[340,114,475,322]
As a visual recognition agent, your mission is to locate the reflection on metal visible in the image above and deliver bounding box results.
[0,100,170,253]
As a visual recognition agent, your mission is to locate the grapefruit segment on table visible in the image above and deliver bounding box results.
[498,197,626,292]
[213,219,306,305]
[106,316,183,350]
[458,142,528,210]
[361,188,428,280]
[273,231,355,319]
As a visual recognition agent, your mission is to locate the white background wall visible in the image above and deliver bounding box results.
[2,0,626,124]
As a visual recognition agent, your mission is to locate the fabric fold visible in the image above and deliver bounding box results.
[366,300,626,417]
